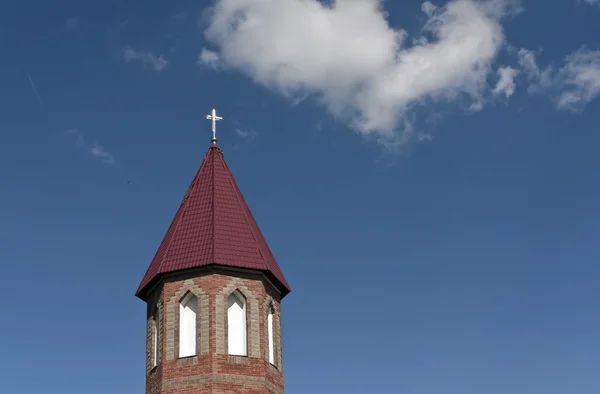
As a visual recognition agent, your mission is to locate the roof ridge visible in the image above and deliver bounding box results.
[211,147,216,265]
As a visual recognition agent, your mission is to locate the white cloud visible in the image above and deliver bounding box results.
[124,46,168,72]
[422,1,439,17]
[202,0,516,145]
[65,129,116,165]
[198,48,220,69]
[556,49,600,110]
[91,143,116,165]
[583,0,599,7]
[517,48,553,93]
[493,66,519,98]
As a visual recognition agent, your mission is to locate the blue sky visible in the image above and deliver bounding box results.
[1,0,600,393]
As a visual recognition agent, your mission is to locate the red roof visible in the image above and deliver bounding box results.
[136,143,290,300]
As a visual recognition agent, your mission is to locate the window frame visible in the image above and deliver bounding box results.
[227,290,248,357]
[267,304,275,365]
[179,292,198,358]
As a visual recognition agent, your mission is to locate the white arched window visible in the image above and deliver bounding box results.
[267,305,275,365]
[152,315,158,367]
[228,290,247,356]
[179,292,197,358]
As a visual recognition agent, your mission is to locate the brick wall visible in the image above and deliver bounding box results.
[144,268,285,394]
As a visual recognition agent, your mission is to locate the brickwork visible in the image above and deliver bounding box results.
[143,269,285,394]
[160,372,283,394]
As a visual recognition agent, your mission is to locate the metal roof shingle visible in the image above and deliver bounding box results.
[136,144,290,300]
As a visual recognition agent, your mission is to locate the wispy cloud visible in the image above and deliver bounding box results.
[235,128,259,142]
[517,48,553,93]
[516,47,600,110]
[91,142,116,165]
[66,16,79,31]
[124,46,168,71]
[65,129,116,165]
[65,128,85,148]
[198,48,220,69]
[27,73,45,109]
[556,49,600,110]
[582,0,599,7]
[493,66,519,98]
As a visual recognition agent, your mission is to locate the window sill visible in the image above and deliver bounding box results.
[228,355,249,364]
[177,355,198,365]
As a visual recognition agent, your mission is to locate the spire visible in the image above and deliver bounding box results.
[136,143,291,301]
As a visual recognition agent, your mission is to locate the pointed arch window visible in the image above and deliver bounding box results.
[179,292,197,358]
[227,290,247,356]
[152,314,158,367]
[267,304,275,365]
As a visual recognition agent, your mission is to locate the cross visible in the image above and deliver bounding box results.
[206,108,223,142]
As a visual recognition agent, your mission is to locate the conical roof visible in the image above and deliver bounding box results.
[136,143,290,300]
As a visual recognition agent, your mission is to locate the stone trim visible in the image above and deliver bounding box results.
[146,290,162,374]
[276,302,283,372]
[145,311,153,375]
[146,303,163,374]
[216,278,260,357]
[273,302,283,373]
[176,355,198,366]
[147,383,161,394]
[162,373,283,394]
[146,303,162,374]
[228,355,250,365]
[165,279,209,360]
[266,378,283,394]
[269,363,278,374]
[156,301,163,365]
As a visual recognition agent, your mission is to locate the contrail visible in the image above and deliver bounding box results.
[27,72,45,109]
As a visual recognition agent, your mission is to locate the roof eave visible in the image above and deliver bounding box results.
[135,266,290,303]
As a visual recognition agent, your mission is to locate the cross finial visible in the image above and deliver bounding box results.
[206,108,223,144]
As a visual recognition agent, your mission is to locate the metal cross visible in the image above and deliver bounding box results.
[206,108,223,142]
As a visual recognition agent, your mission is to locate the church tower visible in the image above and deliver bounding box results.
[136,112,291,394]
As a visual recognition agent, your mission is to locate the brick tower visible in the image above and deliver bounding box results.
[136,122,291,394]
